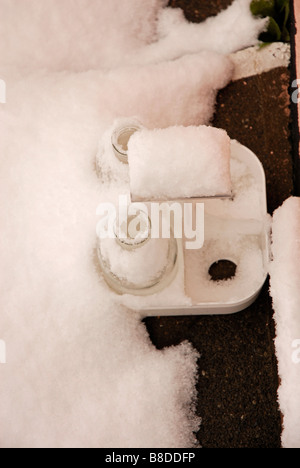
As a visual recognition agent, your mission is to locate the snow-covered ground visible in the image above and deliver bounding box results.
[1,0,296,448]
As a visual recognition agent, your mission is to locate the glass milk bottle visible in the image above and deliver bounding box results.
[111,120,143,164]
[96,118,143,182]
[97,210,178,296]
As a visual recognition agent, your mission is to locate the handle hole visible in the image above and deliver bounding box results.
[209,260,237,282]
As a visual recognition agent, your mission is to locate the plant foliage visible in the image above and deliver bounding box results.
[250,0,290,43]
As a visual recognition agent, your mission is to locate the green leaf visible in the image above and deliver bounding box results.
[282,3,290,29]
[251,0,290,43]
[250,0,275,17]
[276,0,289,13]
[267,16,282,40]
[281,25,290,42]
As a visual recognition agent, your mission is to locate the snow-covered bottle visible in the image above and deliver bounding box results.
[96,118,143,183]
[97,210,178,296]
[111,120,142,164]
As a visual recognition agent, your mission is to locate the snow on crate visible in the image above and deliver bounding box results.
[128,126,232,201]
[270,197,300,448]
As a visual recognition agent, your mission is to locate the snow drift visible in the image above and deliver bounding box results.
[270,197,300,449]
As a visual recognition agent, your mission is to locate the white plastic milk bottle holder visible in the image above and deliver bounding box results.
[96,120,270,316]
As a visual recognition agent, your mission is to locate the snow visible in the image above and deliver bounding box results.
[128,126,232,200]
[0,0,167,72]
[269,197,300,449]
[0,0,267,72]
[0,0,267,448]
[130,0,269,66]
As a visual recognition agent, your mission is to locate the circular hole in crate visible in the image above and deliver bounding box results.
[209,259,237,282]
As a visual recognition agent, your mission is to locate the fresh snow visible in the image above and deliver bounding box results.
[0,0,267,72]
[270,197,300,449]
[128,126,232,200]
[0,0,267,448]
